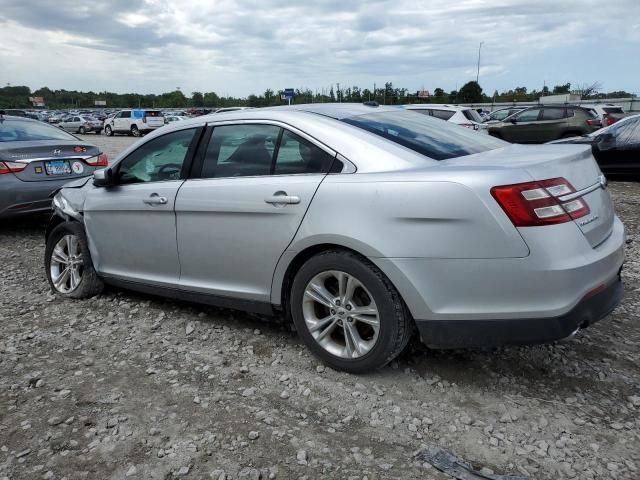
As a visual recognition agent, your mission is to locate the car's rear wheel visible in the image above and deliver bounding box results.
[78,126,86,134]
[45,222,103,299]
[104,125,113,136]
[131,125,140,137]
[290,250,412,373]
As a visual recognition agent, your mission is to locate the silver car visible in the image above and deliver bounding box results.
[44,104,624,373]
[58,115,103,134]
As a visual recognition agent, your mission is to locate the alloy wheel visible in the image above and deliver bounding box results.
[302,270,380,359]
[49,234,83,294]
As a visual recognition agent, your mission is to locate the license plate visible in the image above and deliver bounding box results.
[45,160,71,175]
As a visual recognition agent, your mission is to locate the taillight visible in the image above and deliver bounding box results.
[85,153,108,167]
[0,161,27,175]
[460,123,474,129]
[143,117,147,124]
[605,116,615,126]
[491,177,590,227]
[586,119,599,127]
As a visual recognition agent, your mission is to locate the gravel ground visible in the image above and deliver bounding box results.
[1,135,639,479]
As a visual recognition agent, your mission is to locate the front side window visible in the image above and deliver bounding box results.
[515,109,541,122]
[121,111,131,119]
[116,128,196,184]
[342,110,505,161]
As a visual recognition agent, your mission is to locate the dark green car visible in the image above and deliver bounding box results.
[488,105,600,143]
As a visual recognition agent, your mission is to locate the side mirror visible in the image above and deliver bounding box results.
[509,118,517,124]
[93,167,113,187]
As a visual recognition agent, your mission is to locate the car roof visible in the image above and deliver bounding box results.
[0,114,41,124]
[403,104,470,112]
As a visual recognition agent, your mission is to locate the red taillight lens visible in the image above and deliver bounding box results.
[491,177,590,227]
[606,116,615,126]
[0,161,27,175]
[586,119,599,127]
[85,153,108,167]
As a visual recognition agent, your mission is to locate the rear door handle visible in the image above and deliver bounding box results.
[143,193,168,205]
[265,191,301,205]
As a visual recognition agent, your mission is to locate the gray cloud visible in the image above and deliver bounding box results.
[1,0,639,96]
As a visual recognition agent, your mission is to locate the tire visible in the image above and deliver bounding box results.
[290,250,413,373]
[78,126,86,134]
[104,125,113,136]
[45,222,103,299]
[131,125,140,137]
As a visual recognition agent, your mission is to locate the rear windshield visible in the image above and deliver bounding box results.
[342,110,506,160]
[462,109,483,123]
[0,119,77,142]
[603,107,624,114]
[144,110,163,117]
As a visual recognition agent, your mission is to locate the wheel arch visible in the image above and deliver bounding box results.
[272,239,420,324]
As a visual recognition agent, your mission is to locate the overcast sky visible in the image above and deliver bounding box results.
[1,0,639,97]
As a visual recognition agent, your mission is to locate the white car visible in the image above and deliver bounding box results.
[103,109,165,137]
[580,104,625,127]
[403,104,488,133]
[165,115,188,124]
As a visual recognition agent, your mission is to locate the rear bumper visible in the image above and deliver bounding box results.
[415,274,623,348]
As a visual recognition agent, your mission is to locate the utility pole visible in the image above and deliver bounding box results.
[476,41,484,84]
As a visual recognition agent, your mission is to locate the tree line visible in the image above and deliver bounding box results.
[0,82,634,109]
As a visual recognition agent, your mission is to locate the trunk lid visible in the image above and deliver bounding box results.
[444,144,615,247]
[1,140,100,182]
[142,110,165,128]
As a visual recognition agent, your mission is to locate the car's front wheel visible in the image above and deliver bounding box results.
[45,222,103,299]
[104,125,113,136]
[290,250,412,373]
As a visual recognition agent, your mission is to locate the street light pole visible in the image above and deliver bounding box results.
[476,41,484,84]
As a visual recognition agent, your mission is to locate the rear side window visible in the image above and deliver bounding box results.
[342,111,505,161]
[201,125,336,178]
[541,108,565,120]
[202,124,280,178]
[274,130,335,175]
[0,119,77,142]
[462,109,483,122]
[432,110,455,120]
[515,109,541,122]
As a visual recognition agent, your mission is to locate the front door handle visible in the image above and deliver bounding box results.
[143,193,168,205]
[265,191,301,205]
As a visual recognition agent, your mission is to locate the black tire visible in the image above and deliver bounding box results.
[78,126,86,134]
[290,250,413,373]
[131,125,140,137]
[45,222,104,299]
[104,125,113,136]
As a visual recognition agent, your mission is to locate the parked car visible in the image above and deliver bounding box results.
[0,115,108,219]
[58,115,103,134]
[103,109,165,137]
[549,114,640,175]
[488,105,600,143]
[484,107,526,123]
[403,104,488,133]
[165,115,188,124]
[45,104,623,373]
[580,104,626,127]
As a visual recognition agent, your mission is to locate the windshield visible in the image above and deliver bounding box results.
[0,118,78,142]
[462,109,483,123]
[342,110,506,160]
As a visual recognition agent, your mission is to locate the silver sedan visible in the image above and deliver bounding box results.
[45,104,624,373]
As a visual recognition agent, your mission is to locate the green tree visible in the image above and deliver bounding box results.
[458,81,483,103]
[552,83,571,94]
[191,91,204,107]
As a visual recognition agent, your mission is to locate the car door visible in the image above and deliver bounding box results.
[116,111,131,132]
[502,108,542,143]
[83,127,201,286]
[175,122,337,305]
[536,107,567,142]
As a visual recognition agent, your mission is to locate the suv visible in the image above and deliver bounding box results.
[404,104,487,133]
[487,105,599,143]
[103,109,164,137]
